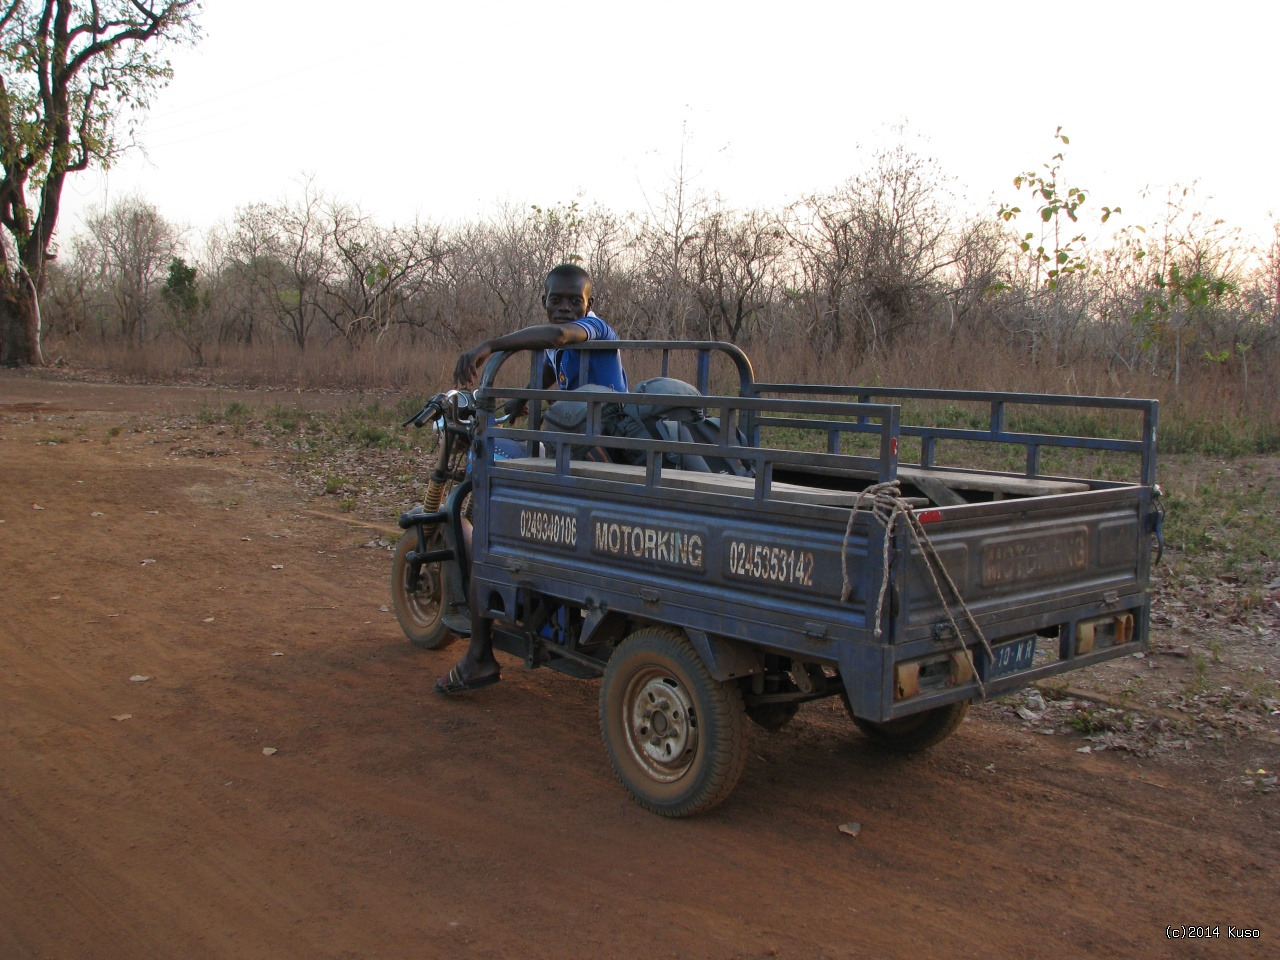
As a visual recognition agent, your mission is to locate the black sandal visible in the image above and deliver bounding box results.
[432,665,500,695]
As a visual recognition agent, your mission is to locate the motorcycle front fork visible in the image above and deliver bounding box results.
[399,478,472,620]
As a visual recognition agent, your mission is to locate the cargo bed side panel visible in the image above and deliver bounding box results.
[475,473,889,654]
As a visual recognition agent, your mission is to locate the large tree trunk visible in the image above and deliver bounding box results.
[0,276,42,367]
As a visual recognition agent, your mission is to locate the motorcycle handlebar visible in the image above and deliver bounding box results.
[403,395,445,428]
[403,389,517,429]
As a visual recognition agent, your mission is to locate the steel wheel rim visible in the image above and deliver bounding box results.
[623,668,698,783]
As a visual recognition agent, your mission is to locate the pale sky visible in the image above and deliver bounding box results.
[58,0,1279,249]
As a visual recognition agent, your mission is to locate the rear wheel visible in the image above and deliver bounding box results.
[848,700,970,754]
[391,527,455,650]
[600,627,747,817]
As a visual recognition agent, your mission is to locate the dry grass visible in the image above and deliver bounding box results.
[47,337,456,391]
[42,326,1279,453]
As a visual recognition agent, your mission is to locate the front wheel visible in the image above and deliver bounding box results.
[848,700,970,754]
[599,627,747,817]
[391,527,455,650]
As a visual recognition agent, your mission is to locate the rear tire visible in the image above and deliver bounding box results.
[391,528,455,650]
[849,700,970,754]
[600,627,747,817]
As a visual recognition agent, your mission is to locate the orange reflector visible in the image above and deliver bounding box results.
[1117,613,1134,644]
[894,661,921,699]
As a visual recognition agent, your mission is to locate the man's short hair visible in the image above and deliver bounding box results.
[546,262,592,292]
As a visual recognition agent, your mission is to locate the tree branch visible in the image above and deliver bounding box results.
[0,0,24,33]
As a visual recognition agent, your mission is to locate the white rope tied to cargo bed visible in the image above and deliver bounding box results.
[839,480,997,695]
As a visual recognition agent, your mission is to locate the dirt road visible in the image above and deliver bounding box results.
[1,371,1274,960]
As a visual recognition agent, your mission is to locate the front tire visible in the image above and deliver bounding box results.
[600,628,747,817]
[849,700,970,754]
[391,527,455,650]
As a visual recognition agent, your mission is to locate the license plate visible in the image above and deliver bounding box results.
[982,637,1037,680]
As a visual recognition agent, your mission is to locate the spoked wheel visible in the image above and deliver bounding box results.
[599,627,747,817]
[847,699,970,754]
[391,526,456,650]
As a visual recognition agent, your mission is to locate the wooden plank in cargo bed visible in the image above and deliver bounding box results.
[498,456,1089,505]
[497,458,927,508]
[898,466,1088,500]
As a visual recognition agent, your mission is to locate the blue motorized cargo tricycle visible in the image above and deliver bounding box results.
[392,341,1160,817]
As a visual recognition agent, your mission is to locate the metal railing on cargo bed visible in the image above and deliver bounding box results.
[474,341,1158,505]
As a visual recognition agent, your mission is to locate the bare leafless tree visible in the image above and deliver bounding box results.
[787,143,957,354]
[77,196,182,345]
[687,206,784,341]
[227,181,335,350]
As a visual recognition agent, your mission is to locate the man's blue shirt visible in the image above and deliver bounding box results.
[543,312,628,392]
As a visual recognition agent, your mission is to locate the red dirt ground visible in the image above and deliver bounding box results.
[1,371,1274,960]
